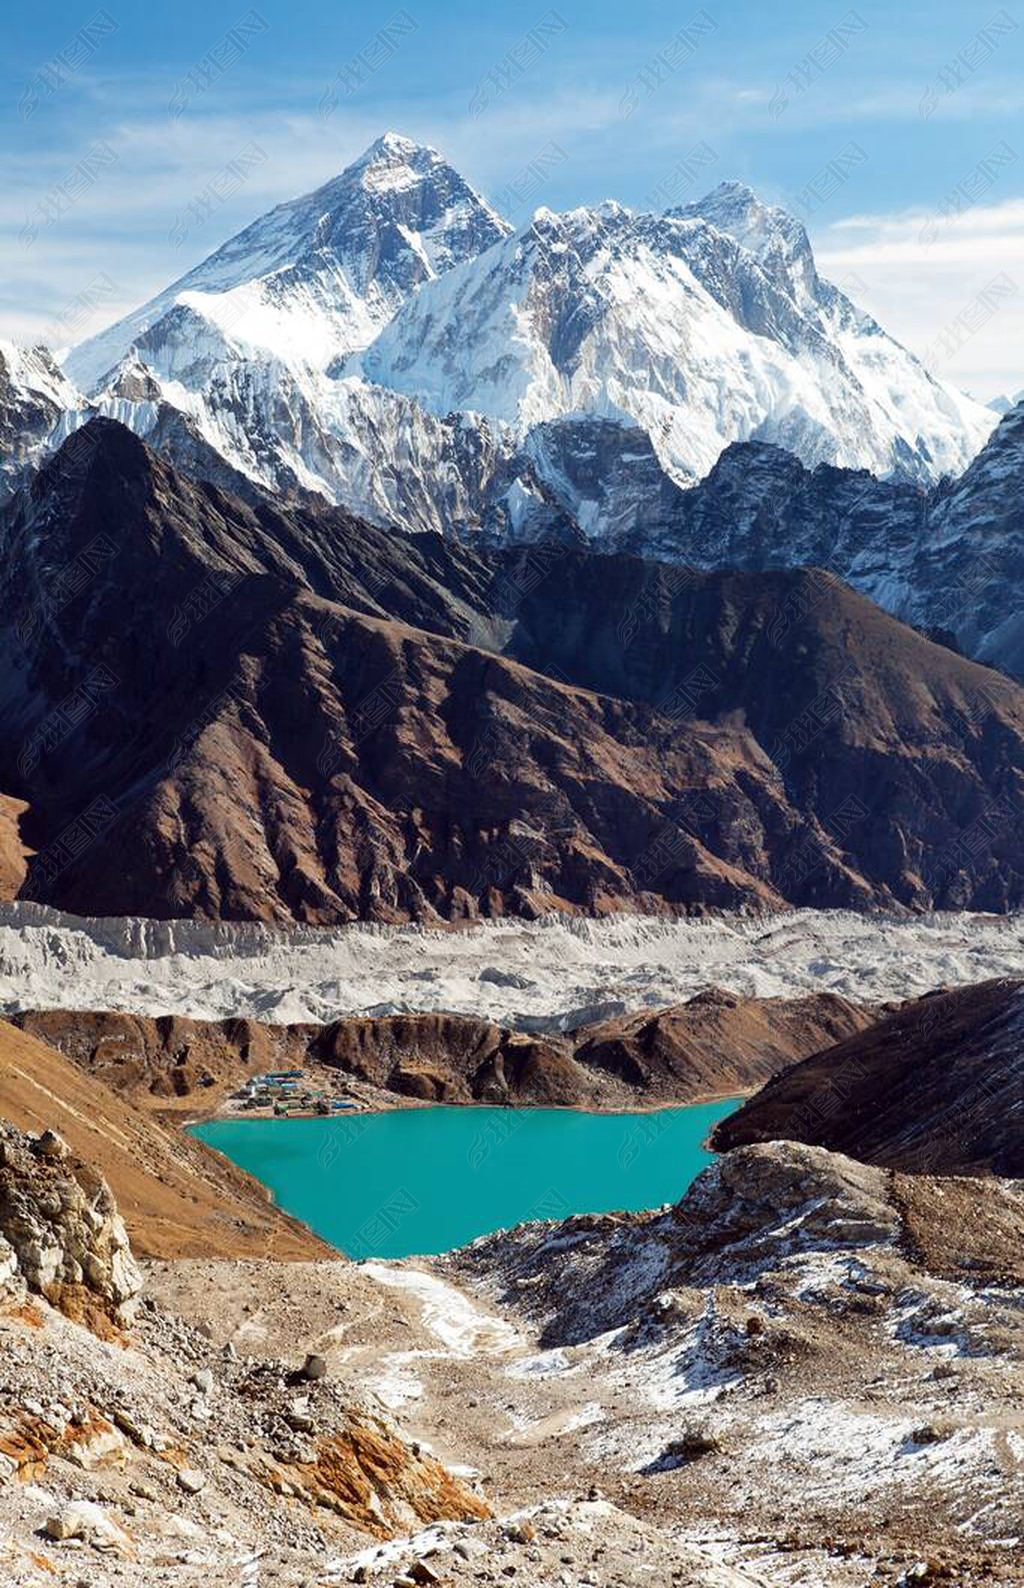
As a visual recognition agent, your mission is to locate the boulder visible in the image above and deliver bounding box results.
[176,1467,208,1494]
[44,1500,133,1554]
[0,1120,142,1329]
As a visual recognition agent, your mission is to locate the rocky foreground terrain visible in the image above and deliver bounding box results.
[0,941,1022,1584]
[0,1112,1022,1587]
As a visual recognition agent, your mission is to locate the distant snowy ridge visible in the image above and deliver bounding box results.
[360,182,992,486]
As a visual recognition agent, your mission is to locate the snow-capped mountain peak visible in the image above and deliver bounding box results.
[357,184,995,485]
[65,133,511,392]
[45,142,999,553]
[673,179,819,305]
[0,341,85,501]
[676,180,806,251]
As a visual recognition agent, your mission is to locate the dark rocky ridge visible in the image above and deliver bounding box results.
[713,978,1024,1177]
[2,419,1024,922]
[606,404,1024,678]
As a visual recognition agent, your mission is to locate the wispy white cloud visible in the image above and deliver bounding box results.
[0,74,716,348]
[817,196,1024,397]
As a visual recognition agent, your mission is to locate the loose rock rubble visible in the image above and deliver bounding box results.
[0,1124,489,1586]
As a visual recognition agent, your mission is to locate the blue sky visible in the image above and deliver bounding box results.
[4,0,1024,396]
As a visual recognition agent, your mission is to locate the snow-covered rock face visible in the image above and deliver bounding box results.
[675,180,822,308]
[45,144,992,544]
[599,399,1024,674]
[65,132,511,392]
[0,343,86,501]
[360,186,995,488]
[0,139,1001,571]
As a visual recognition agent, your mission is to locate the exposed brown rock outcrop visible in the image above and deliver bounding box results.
[0,1020,328,1260]
[574,988,872,1103]
[0,795,28,899]
[0,1121,141,1334]
[282,1420,489,1534]
[12,989,872,1112]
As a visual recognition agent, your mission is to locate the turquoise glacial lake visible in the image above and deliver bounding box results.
[193,1100,737,1258]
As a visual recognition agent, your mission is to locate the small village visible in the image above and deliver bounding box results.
[226,1069,363,1119]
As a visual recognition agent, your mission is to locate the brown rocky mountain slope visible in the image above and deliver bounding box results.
[2,418,1024,921]
[501,552,1024,911]
[11,988,871,1112]
[713,977,1024,1176]
[0,1020,326,1258]
[0,795,28,899]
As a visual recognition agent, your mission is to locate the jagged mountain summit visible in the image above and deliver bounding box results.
[606,397,1024,675]
[988,386,1024,414]
[362,178,990,486]
[42,137,994,540]
[66,132,511,390]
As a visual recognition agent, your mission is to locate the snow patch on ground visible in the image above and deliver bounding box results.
[361,1263,522,1357]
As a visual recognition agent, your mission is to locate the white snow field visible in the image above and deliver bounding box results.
[0,904,1022,1026]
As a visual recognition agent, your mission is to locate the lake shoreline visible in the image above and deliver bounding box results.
[181,1083,753,1131]
[191,1098,741,1259]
